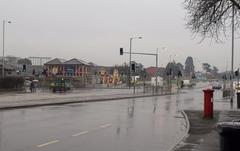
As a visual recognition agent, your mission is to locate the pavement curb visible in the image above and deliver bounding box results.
[167,110,190,151]
[0,93,174,110]
[182,110,190,133]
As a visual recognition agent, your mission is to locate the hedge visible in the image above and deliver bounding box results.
[0,77,24,89]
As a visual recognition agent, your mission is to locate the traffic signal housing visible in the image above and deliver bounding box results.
[42,68,48,77]
[120,48,123,55]
[32,69,35,75]
[222,75,227,80]
[167,68,172,76]
[131,63,136,72]
[177,71,182,77]
[235,70,239,77]
[22,64,26,72]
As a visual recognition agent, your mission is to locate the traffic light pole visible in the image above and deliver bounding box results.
[2,21,5,78]
[237,68,239,91]
[129,38,132,89]
[156,53,158,95]
[120,50,158,94]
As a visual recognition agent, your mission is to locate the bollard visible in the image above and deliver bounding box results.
[203,89,214,119]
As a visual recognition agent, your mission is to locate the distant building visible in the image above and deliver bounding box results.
[28,57,52,66]
[88,63,122,85]
[146,67,165,80]
[44,58,91,85]
[45,58,90,77]
[0,62,16,77]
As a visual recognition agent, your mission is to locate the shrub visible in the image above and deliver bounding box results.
[0,77,24,89]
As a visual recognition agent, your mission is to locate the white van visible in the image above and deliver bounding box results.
[183,80,193,87]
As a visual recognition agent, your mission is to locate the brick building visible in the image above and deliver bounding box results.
[44,58,91,86]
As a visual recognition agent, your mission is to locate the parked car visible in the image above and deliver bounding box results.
[50,78,72,92]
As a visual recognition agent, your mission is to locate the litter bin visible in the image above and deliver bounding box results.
[237,92,240,108]
[216,120,240,151]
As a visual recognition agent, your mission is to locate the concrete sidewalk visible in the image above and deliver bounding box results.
[0,88,174,109]
[173,110,240,151]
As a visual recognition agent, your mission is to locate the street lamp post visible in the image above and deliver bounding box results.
[2,20,11,78]
[129,37,142,89]
[155,47,165,94]
[155,49,158,94]
[230,4,235,103]
[169,54,177,87]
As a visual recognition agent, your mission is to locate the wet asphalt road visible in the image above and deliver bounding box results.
[0,84,234,151]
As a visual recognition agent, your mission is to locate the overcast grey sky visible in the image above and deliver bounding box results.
[0,0,239,71]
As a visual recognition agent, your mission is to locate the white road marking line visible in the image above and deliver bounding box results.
[37,140,59,148]
[72,131,89,137]
[100,123,112,128]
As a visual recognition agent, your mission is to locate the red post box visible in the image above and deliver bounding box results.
[203,89,214,119]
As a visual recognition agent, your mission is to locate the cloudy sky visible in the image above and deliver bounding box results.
[0,0,239,71]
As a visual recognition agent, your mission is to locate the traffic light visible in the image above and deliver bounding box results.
[131,63,136,72]
[177,71,182,77]
[42,68,48,77]
[120,48,123,55]
[22,64,26,72]
[235,70,239,77]
[169,68,172,75]
[32,69,35,75]
[192,74,196,79]
[167,69,172,76]
[222,75,227,80]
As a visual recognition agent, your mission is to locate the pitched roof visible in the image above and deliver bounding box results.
[88,62,99,67]
[63,58,89,65]
[44,58,66,65]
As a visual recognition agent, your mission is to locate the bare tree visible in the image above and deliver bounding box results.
[184,0,240,41]
[17,58,32,65]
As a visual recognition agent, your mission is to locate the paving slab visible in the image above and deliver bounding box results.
[173,110,240,151]
[0,88,173,109]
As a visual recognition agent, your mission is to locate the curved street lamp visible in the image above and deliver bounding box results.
[129,36,142,88]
